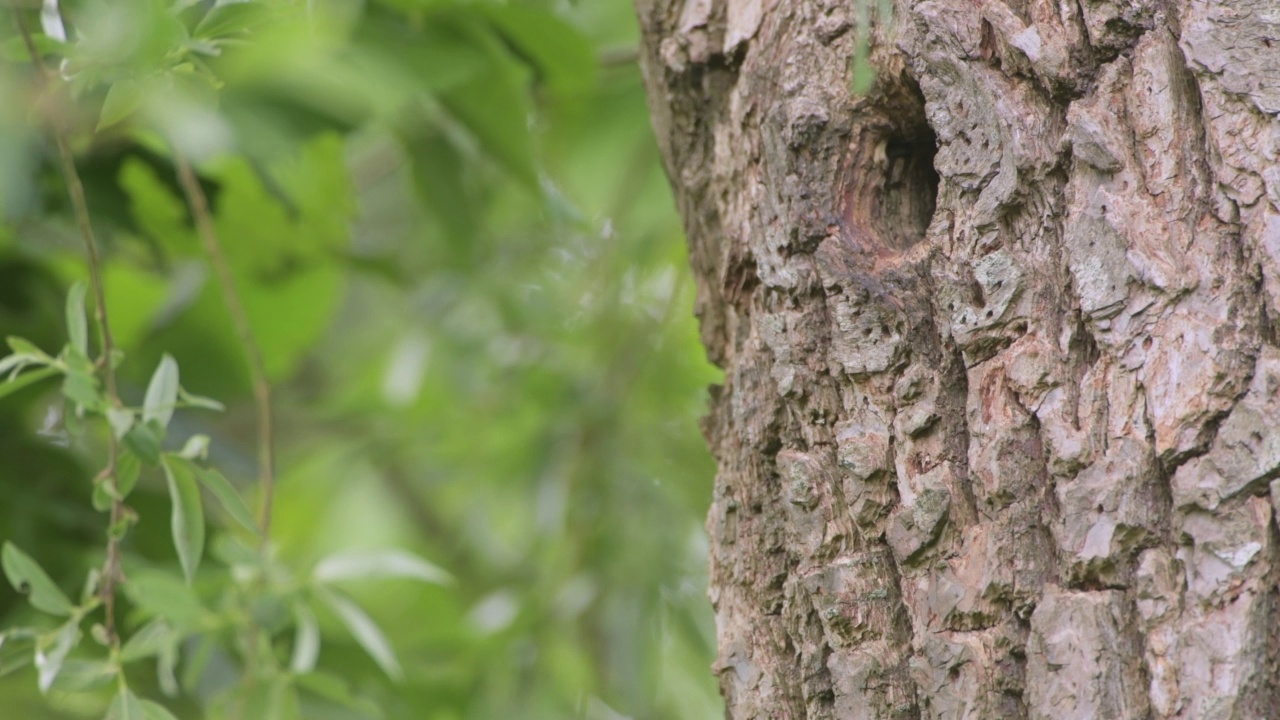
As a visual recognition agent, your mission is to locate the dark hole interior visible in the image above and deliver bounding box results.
[873,125,939,251]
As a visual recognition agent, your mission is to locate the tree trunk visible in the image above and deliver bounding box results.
[635,0,1280,717]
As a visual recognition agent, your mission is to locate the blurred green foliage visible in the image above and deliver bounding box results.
[0,0,722,718]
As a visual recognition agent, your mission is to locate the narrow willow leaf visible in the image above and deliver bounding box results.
[51,658,115,691]
[117,451,142,497]
[61,369,102,411]
[107,686,146,720]
[317,588,401,680]
[157,641,179,696]
[143,355,179,428]
[0,353,31,377]
[141,700,181,720]
[290,604,320,674]
[313,549,450,586]
[121,620,174,662]
[161,458,205,585]
[178,387,225,412]
[65,282,87,355]
[2,543,73,616]
[36,621,79,693]
[0,367,57,403]
[192,463,258,535]
[6,336,46,358]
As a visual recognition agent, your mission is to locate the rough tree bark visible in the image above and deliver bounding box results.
[635,0,1280,717]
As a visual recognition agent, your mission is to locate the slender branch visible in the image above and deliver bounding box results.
[15,11,127,642]
[172,153,277,539]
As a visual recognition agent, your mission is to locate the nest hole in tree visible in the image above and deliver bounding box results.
[840,80,939,253]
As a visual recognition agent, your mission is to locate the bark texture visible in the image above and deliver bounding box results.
[635,0,1280,717]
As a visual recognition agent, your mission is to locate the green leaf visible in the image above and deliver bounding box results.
[193,463,259,535]
[194,2,271,40]
[122,571,206,629]
[178,434,210,460]
[317,588,401,680]
[61,369,102,411]
[36,621,80,693]
[5,336,47,358]
[480,4,598,96]
[290,604,320,674]
[121,620,175,663]
[313,549,450,586]
[143,354,180,428]
[0,367,58,402]
[98,79,145,131]
[178,387,225,411]
[106,407,135,439]
[65,282,88,355]
[141,700,181,720]
[117,450,143,497]
[107,686,146,720]
[0,629,36,678]
[161,457,205,585]
[50,658,115,692]
[124,421,164,465]
[2,543,73,616]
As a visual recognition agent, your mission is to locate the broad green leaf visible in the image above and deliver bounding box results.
[98,79,145,131]
[107,686,146,720]
[290,604,320,674]
[313,549,450,586]
[481,5,598,96]
[65,282,87,355]
[0,367,58,402]
[61,369,102,411]
[2,543,73,616]
[141,701,181,720]
[143,354,180,428]
[121,620,175,662]
[122,571,205,629]
[36,621,79,693]
[317,588,401,680]
[161,457,205,585]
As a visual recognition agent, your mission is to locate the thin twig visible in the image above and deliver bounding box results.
[172,153,277,539]
[15,11,127,642]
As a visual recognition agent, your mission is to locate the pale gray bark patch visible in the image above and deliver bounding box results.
[636,0,1280,716]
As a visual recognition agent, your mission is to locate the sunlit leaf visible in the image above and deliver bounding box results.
[313,548,450,586]
[99,79,146,131]
[143,354,180,428]
[51,658,115,692]
[178,387,225,411]
[194,464,259,535]
[107,407,136,439]
[317,588,401,680]
[2,543,73,616]
[36,621,79,693]
[121,619,175,663]
[161,457,205,584]
[0,629,36,678]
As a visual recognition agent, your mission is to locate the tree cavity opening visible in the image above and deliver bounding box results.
[841,81,939,253]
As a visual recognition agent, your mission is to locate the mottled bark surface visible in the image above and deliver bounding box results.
[635,0,1280,717]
